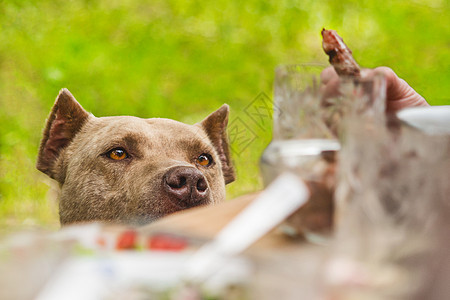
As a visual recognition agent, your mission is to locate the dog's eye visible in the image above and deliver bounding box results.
[106,148,129,160]
[196,153,212,167]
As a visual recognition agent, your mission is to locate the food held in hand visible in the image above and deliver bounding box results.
[321,28,361,77]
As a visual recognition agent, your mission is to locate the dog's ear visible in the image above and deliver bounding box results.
[36,89,90,179]
[200,104,235,184]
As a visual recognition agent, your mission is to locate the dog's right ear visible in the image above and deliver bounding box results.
[200,104,235,184]
[36,89,90,179]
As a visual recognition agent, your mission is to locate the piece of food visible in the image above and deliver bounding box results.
[116,230,137,250]
[321,28,361,77]
[147,234,187,251]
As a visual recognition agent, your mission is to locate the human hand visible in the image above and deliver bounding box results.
[320,66,429,113]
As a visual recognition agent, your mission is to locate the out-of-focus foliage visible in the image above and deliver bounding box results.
[0,0,449,229]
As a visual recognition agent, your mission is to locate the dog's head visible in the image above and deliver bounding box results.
[37,89,235,225]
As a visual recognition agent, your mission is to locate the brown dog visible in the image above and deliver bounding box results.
[36,89,235,225]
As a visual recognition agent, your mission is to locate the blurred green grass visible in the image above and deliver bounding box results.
[1,0,449,229]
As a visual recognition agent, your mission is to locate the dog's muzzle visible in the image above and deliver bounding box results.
[163,166,210,207]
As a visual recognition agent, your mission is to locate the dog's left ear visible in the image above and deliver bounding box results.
[36,89,90,180]
[199,104,235,184]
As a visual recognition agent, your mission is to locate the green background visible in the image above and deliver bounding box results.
[1,0,449,230]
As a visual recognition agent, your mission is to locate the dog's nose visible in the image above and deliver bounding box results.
[164,166,209,205]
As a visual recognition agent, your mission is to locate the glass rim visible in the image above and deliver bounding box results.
[275,63,387,83]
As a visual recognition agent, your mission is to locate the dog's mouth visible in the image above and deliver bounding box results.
[132,167,213,224]
[166,191,211,211]
[134,185,211,225]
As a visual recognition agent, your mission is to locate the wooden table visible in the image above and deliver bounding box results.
[141,193,326,299]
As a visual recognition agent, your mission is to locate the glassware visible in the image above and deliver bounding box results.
[260,64,386,244]
[324,115,450,299]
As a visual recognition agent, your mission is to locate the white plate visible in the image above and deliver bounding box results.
[397,106,450,135]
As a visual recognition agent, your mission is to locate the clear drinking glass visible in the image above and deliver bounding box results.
[260,64,386,244]
[324,116,450,299]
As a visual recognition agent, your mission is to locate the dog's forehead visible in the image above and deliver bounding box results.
[88,116,210,147]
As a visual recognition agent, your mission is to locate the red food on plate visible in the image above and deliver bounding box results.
[116,230,137,250]
[148,234,187,251]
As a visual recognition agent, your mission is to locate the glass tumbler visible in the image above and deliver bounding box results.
[324,115,450,299]
[260,64,386,244]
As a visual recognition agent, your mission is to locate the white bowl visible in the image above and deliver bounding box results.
[396,106,450,135]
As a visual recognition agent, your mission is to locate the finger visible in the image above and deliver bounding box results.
[373,66,418,101]
[320,66,338,84]
[373,66,429,112]
[360,68,375,78]
[320,78,341,104]
[372,66,401,96]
